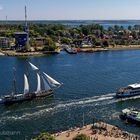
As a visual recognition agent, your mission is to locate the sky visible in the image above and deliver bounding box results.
[0,0,140,20]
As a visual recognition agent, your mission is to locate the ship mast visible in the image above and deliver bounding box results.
[12,67,17,95]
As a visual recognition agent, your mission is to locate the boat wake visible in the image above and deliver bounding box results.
[0,93,115,122]
[1,92,140,123]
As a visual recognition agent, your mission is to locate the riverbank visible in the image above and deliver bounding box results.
[0,50,60,56]
[1,45,140,56]
[108,45,140,51]
[0,52,4,56]
[79,45,140,53]
[53,122,140,140]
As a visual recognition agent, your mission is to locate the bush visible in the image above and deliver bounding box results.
[33,132,55,140]
[102,40,109,47]
[73,134,90,140]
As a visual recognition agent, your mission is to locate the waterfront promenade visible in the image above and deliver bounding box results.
[53,122,140,140]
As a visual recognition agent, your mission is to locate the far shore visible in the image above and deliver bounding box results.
[108,45,140,51]
[1,45,140,56]
[0,50,60,56]
[79,45,140,53]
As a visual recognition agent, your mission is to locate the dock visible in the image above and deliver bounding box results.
[53,122,140,140]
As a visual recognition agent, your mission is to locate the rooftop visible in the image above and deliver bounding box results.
[128,83,140,89]
[15,32,28,35]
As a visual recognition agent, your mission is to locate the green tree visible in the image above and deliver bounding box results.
[33,132,55,140]
[73,134,90,140]
[95,39,102,46]
[61,37,71,44]
[43,37,57,51]
[102,40,109,47]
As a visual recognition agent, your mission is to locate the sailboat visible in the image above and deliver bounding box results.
[29,62,62,98]
[0,63,62,105]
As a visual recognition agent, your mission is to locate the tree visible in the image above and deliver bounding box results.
[33,132,55,140]
[128,26,132,31]
[73,134,90,140]
[61,37,71,44]
[95,39,102,46]
[102,40,109,47]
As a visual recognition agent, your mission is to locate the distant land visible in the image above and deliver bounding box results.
[1,20,140,29]
[1,20,140,24]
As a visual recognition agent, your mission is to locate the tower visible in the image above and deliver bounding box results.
[24,6,30,50]
[14,6,30,51]
[24,6,28,33]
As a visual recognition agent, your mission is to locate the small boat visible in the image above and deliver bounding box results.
[120,108,140,124]
[116,83,140,98]
[0,62,62,105]
[65,46,77,54]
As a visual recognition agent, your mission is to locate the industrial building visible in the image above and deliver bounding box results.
[14,32,28,49]
[0,37,10,48]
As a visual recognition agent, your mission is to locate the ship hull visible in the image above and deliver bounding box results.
[116,92,140,98]
[1,91,54,105]
[4,97,33,105]
[35,90,53,98]
[120,114,140,125]
[2,93,35,105]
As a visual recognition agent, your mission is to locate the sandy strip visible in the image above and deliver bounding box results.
[0,52,4,55]
[53,122,139,140]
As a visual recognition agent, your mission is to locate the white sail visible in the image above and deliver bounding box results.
[42,76,51,91]
[24,74,29,94]
[29,62,39,71]
[43,72,61,87]
[36,73,41,93]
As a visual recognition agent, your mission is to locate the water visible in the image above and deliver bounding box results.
[1,50,140,139]
[65,23,138,29]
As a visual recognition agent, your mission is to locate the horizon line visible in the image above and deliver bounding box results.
[1,19,140,21]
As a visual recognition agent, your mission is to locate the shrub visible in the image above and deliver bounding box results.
[73,134,90,140]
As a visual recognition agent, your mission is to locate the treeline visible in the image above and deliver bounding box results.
[1,23,140,49]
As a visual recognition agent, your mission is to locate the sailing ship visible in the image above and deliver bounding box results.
[116,83,140,98]
[0,62,62,105]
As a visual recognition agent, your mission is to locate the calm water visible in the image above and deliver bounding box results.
[0,50,140,139]
[66,23,138,29]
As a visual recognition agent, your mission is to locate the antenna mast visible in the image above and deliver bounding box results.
[24,5,29,50]
[25,6,27,28]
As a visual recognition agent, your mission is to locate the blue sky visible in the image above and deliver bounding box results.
[0,0,140,20]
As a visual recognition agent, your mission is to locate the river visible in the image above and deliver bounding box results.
[0,50,140,139]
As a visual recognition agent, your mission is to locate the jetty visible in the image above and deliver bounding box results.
[53,122,140,140]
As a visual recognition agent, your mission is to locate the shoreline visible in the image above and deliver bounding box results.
[1,45,140,56]
[79,45,140,52]
[0,50,59,56]
[52,122,140,140]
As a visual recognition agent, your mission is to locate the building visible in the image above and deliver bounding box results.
[15,32,28,49]
[34,37,45,47]
[0,37,10,48]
